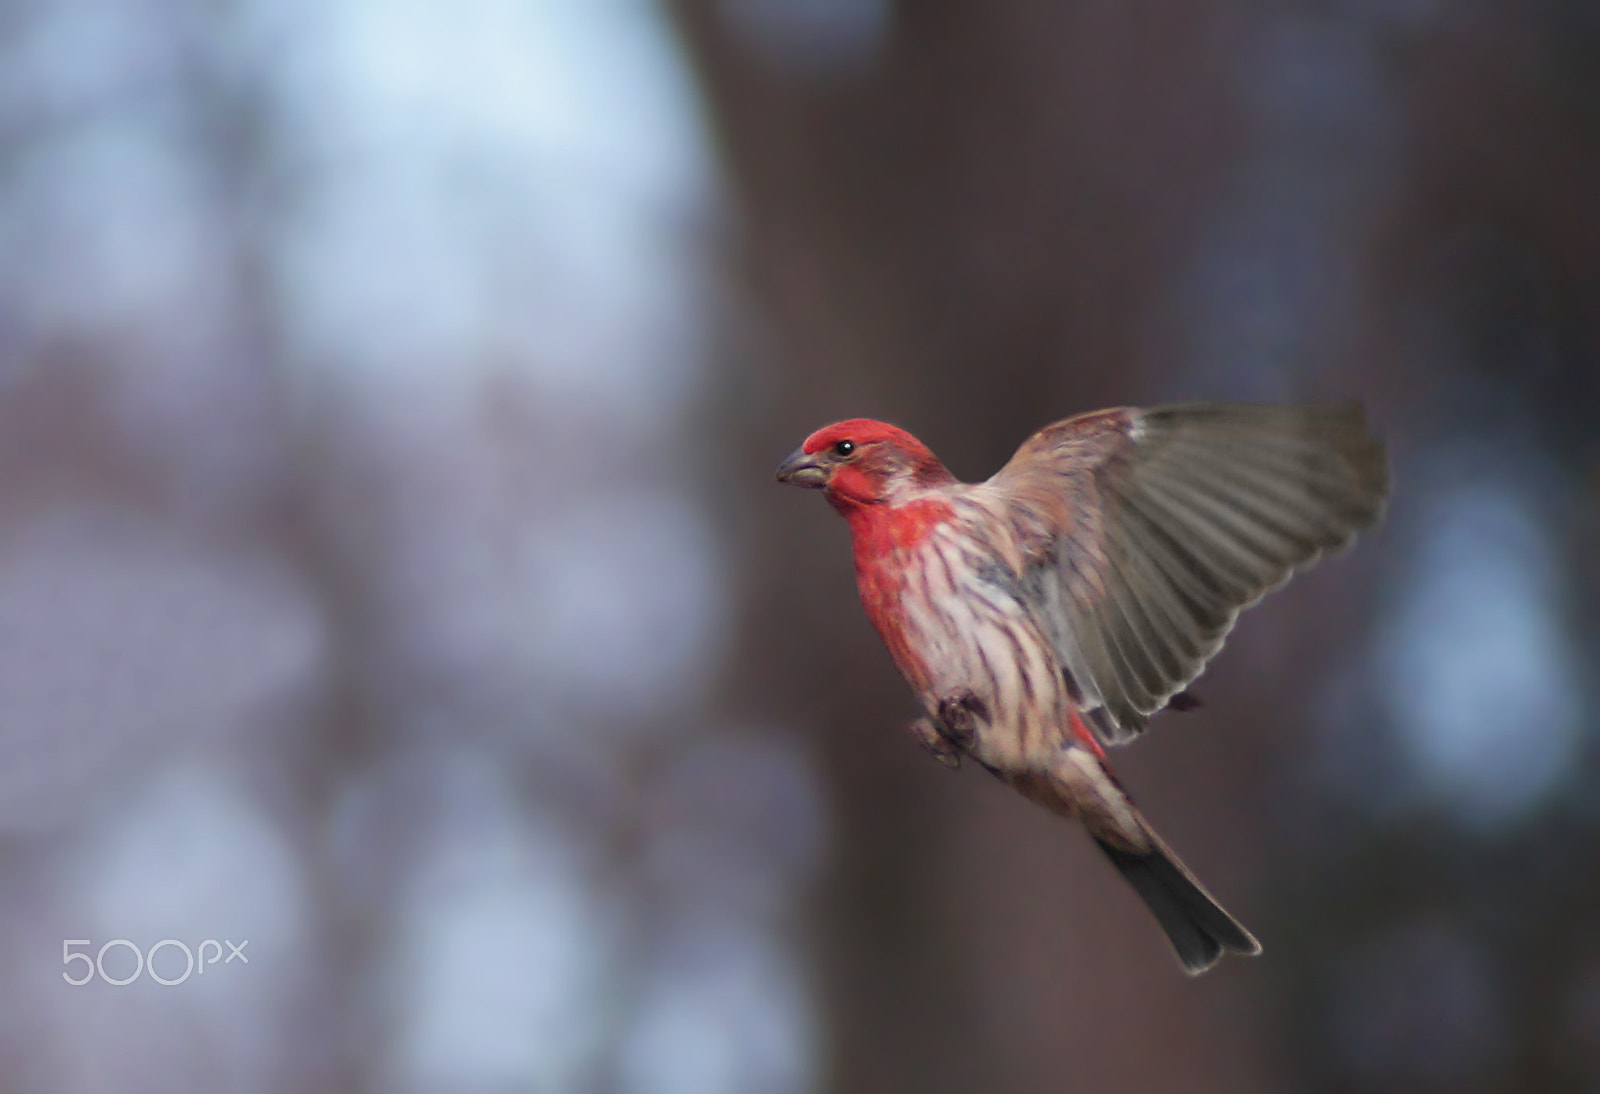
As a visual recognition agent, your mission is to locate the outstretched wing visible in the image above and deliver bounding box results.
[986,402,1390,745]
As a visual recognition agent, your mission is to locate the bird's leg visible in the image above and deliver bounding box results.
[907,689,988,769]
[935,689,987,750]
[907,716,962,769]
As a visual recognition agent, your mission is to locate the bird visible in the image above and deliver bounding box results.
[776,402,1390,973]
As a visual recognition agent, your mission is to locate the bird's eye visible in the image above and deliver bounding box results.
[833,440,855,458]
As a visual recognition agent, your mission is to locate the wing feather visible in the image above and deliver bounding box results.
[988,402,1390,743]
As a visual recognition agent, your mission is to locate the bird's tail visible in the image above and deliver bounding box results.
[1092,825,1260,975]
[1013,750,1260,975]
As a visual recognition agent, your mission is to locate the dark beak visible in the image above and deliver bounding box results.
[776,447,830,489]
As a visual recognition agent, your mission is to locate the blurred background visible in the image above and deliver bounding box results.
[0,1,1596,1091]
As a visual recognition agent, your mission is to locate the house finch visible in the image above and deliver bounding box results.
[777,403,1389,973]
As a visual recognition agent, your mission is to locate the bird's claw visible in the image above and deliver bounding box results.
[935,689,986,750]
[907,717,963,769]
[907,689,988,768]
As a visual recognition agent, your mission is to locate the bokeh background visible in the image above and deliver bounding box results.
[0,1,1596,1091]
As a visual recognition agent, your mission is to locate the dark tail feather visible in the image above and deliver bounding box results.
[1014,753,1261,974]
[1095,835,1261,975]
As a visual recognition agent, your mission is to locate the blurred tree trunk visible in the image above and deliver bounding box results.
[672,4,1286,1091]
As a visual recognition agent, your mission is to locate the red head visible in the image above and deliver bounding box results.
[776,418,954,510]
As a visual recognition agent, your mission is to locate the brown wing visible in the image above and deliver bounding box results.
[988,402,1390,744]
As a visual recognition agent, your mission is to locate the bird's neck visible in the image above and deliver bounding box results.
[842,496,957,567]
[833,497,951,697]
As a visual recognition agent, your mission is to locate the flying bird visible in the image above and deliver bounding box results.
[776,403,1389,973]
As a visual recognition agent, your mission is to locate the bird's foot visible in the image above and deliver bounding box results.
[907,717,962,769]
[907,690,988,768]
[1169,689,1203,712]
[935,689,987,751]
